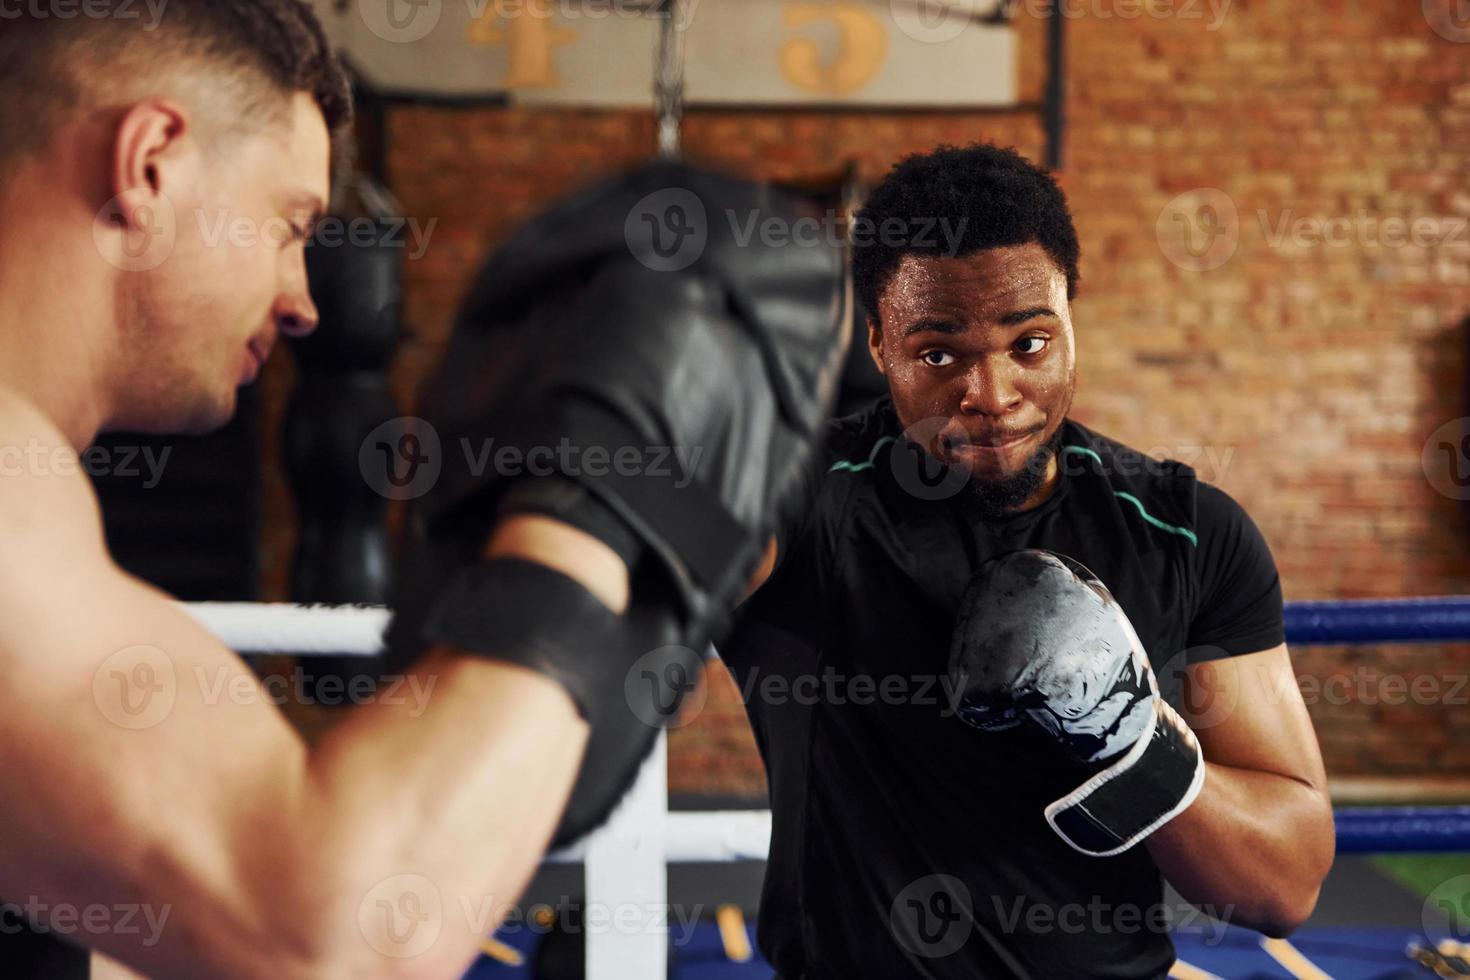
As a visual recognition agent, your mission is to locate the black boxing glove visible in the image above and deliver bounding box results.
[948,550,1204,857]
[389,161,849,844]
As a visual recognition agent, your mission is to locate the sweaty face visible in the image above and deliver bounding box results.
[869,243,1077,513]
[115,94,329,434]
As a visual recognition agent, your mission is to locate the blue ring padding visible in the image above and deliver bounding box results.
[1333,806,1470,853]
[1284,597,1470,645]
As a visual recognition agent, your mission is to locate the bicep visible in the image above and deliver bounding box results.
[1179,644,1327,791]
[741,535,780,601]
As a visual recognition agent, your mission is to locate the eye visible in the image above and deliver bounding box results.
[286,211,318,245]
[1015,336,1048,356]
[921,350,957,368]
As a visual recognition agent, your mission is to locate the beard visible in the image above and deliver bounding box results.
[964,426,1065,518]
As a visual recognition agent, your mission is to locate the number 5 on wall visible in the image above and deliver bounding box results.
[779,1,889,95]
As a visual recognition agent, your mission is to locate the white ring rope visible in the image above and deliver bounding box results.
[179,601,721,662]
[178,602,391,655]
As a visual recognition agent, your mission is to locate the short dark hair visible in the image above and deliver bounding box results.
[0,0,352,167]
[852,144,1081,327]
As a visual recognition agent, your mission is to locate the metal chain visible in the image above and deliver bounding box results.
[653,0,686,158]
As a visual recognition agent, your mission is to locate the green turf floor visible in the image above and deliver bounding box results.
[1369,853,1470,912]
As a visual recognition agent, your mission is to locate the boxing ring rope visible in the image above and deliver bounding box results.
[180,602,391,655]
[179,596,1470,979]
[185,594,1470,654]
[1334,806,1470,853]
[1284,596,1470,645]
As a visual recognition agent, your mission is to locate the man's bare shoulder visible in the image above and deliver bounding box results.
[0,383,106,556]
[0,382,63,433]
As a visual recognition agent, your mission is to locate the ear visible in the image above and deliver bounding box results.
[96,100,192,272]
[110,99,194,212]
[866,316,886,377]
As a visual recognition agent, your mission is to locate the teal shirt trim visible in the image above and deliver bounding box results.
[829,435,896,474]
[1113,492,1199,547]
[832,439,1198,547]
[1064,445,1198,547]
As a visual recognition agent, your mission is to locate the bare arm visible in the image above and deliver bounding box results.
[1144,644,1336,937]
[0,401,603,979]
[741,537,780,602]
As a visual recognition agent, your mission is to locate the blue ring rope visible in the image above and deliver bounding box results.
[1285,597,1470,645]
[1334,806,1470,853]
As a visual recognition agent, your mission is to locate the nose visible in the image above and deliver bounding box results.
[958,356,1024,417]
[275,254,319,338]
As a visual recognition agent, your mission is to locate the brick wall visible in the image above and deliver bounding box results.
[262,0,1470,794]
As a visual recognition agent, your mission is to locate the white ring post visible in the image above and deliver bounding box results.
[584,731,669,980]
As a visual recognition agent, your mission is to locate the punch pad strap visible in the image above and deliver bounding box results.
[419,558,627,727]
